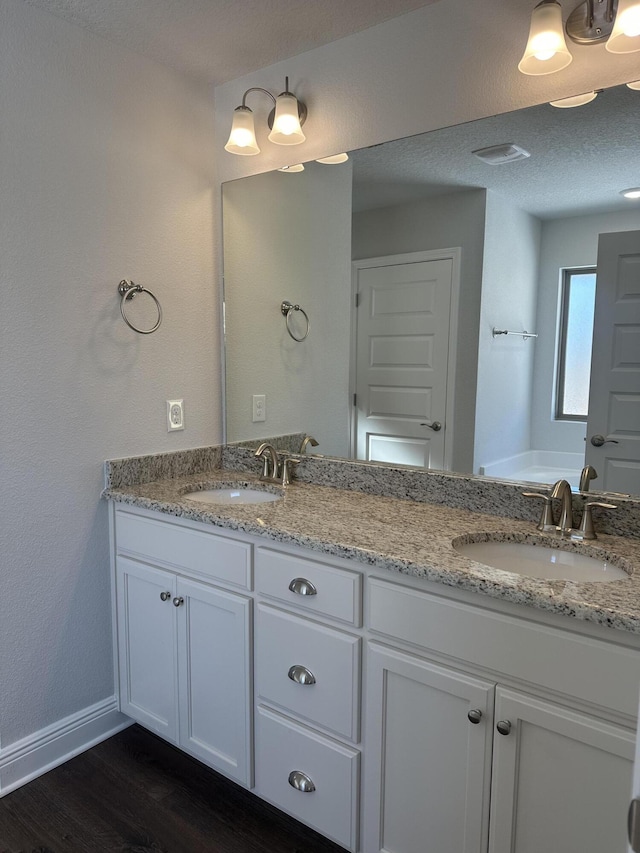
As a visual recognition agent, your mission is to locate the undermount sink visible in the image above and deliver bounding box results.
[182,487,282,505]
[453,538,630,582]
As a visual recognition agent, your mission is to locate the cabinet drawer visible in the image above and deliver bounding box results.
[255,547,362,625]
[256,604,361,742]
[369,577,640,718]
[255,706,359,852]
[115,509,251,590]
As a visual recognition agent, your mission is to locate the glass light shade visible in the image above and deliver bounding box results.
[224,106,260,155]
[549,91,597,108]
[316,153,349,164]
[621,187,640,198]
[268,93,306,145]
[278,164,305,172]
[607,0,640,52]
[626,79,640,89]
[518,0,573,75]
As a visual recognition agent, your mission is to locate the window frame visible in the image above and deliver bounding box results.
[555,266,596,422]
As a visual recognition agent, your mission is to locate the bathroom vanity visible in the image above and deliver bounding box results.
[105,461,640,853]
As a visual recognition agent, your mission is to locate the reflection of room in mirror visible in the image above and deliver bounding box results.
[223,83,640,497]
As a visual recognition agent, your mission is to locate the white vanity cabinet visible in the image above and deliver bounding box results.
[253,546,363,851]
[113,507,252,786]
[364,577,637,853]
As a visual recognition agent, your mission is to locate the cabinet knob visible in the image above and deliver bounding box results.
[467,709,483,724]
[288,665,317,685]
[160,591,171,602]
[288,577,317,596]
[172,596,184,607]
[288,770,316,793]
[496,720,512,736]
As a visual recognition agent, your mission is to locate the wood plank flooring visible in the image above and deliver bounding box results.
[0,725,345,853]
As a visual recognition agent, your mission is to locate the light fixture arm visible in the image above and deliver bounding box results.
[240,87,277,109]
[566,0,619,43]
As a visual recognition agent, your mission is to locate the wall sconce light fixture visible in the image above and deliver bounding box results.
[224,77,307,155]
[519,0,640,75]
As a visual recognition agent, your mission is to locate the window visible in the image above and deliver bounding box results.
[555,268,596,421]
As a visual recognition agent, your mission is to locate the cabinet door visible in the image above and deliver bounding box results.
[176,578,252,786]
[364,643,494,853]
[116,557,178,741]
[489,687,634,853]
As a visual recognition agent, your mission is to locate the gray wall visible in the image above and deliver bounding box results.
[531,208,640,454]
[223,162,353,457]
[1,0,219,748]
[474,192,541,472]
[352,190,487,473]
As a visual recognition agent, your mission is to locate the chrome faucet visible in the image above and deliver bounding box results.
[550,479,574,536]
[299,434,319,454]
[254,443,300,485]
[255,443,280,481]
[579,465,597,492]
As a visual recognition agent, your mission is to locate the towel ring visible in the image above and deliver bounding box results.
[281,300,310,342]
[118,280,162,334]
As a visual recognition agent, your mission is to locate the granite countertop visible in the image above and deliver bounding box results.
[104,469,640,635]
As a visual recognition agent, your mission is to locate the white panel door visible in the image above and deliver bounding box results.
[116,557,178,741]
[586,230,640,493]
[489,687,634,853]
[176,577,252,786]
[363,643,494,853]
[354,255,454,469]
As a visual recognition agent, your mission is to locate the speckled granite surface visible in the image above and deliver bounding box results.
[103,465,640,635]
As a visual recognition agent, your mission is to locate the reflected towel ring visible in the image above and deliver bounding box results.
[118,279,162,334]
[281,300,310,342]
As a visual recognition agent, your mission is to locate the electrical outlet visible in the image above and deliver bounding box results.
[167,399,185,431]
[252,394,266,423]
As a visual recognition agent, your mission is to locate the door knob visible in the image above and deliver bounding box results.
[420,421,442,431]
[590,434,619,447]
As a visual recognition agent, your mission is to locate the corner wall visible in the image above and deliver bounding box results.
[1,0,219,757]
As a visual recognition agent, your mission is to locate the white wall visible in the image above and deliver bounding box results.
[1,0,219,749]
[223,162,353,456]
[474,192,541,472]
[352,190,487,473]
[531,208,640,454]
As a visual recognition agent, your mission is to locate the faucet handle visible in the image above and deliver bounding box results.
[574,500,617,540]
[281,457,301,486]
[522,492,556,532]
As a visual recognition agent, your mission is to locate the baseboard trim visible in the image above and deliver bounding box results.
[0,696,132,796]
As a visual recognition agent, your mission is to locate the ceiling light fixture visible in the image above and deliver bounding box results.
[316,153,349,164]
[278,164,305,173]
[627,78,640,88]
[224,77,307,156]
[519,0,640,75]
[549,90,598,107]
[620,187,640,198]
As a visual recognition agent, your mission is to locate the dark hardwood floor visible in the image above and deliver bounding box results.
[0,725,346,853]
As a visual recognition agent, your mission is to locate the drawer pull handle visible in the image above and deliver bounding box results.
[496,720,512,736]
[160,591,171,602]
[467,709,483,724]
[288,665,317,685]
[288,577,317,596]
[288,770,316,793]
[172,596,184,608]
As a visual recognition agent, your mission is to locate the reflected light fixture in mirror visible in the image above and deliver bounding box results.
[225,76,307,156]
[627,79,640,88]
[278,164,305,173]
[621,187,640,198]
[316,153,350,164]
[549,90,598,107]
[519,0,640,75]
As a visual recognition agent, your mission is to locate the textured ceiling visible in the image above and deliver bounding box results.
[22,0,441,85]
[351,83,640,219]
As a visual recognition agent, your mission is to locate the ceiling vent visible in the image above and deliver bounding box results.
[472,143,531,165]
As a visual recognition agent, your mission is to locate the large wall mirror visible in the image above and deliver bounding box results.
[223,82,640,496]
